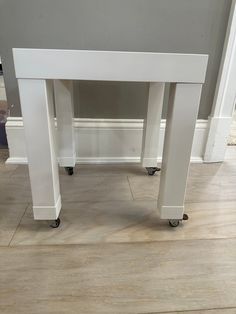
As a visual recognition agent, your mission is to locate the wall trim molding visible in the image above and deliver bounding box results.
[204,0,236,162]
[6,156,205,165]
[6,117,150,129]
[6,117,208,165]
[230,120,236,135]
[204,116,233,162]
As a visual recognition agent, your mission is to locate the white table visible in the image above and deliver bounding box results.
[13,49,208,228]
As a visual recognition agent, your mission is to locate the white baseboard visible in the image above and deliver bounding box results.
[228,118,236,145]
[231,120,236,134]
[6,117,208,164]
[204,116,233,162]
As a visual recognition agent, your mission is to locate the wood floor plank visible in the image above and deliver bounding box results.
[0,203,28,246]
[128,174,236,203]
[2,150,236,313]
[10,200,236,246]
[61,175,133,202]
[157,308,236,314]
[0,177,31,204]
[1,239,236,313]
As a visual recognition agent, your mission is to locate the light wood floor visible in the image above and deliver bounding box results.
[1,148,236,314]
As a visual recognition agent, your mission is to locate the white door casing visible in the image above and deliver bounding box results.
[204,0,236,162]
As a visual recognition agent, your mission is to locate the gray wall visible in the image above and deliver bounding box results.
[0,0,232,119]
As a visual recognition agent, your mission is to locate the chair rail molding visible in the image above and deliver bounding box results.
[204,0,236,162]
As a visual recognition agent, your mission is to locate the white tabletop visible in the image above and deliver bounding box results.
[13,49,208,83]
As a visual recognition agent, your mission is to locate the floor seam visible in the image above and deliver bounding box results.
[7,235,236,249]
[7,203,30,247]
[127,176,135,200]
[142,305,236,313]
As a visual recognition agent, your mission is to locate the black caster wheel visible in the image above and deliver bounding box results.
[50,218,61,228]
[146,167,161,176]
[183,213,189,221]
[65,167,74,176]
[169,219,180,227]
[168,213,189,227]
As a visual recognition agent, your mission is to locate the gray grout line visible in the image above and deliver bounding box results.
[0,202,32,206]
[143,306,236,313]
[127,175,135,200]
[7,203,30,247]
[7,235,236,249]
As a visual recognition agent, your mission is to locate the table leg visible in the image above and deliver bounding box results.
[18,79,61,220]
[158,83,202,220]
[54,80,76,174]
[141,82,164,175]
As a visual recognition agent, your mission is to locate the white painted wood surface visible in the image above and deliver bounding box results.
[12,49,208,222]
[13,49,208,83]
[141,82,164,167]
[54,80,76,167]
[158,83,202,219]
[18,79,61,219]
[204,0,236,162]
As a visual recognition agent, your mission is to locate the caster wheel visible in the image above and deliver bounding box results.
[169,219,180,227]
[65,167,74,176]
[183,213,189,221]
[50,218,61,228]
[146,167,161,176]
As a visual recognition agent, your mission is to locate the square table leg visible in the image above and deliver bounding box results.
[54,80,76,174]
[141,82,164,175]
[158,83,202,221]
[18,79,61,220]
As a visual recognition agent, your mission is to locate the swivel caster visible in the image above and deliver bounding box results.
[183,213,189,221]
[169,219,180,227]
[50,218,61,228]
[146,167,161,176]
[168,213,189,227]
[65,167,74,176]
